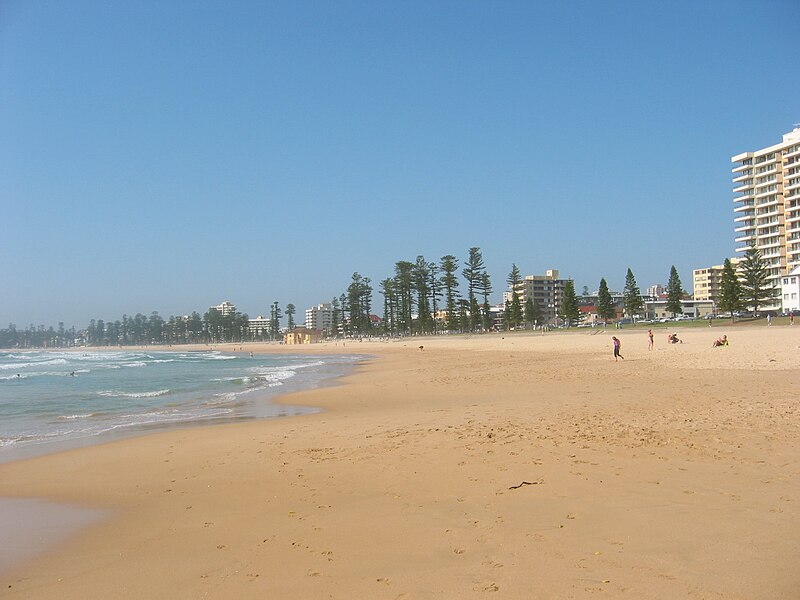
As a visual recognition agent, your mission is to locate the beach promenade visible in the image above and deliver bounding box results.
[1,326,798,599]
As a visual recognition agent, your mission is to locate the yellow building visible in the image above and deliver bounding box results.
[284,328,323,345]
[692,258,741,304]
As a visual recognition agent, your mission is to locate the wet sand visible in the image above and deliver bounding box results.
[0,325,798,598]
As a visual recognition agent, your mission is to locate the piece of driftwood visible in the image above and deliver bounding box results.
[508,479,543,490]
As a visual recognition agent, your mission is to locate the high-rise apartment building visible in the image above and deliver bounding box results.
[507,269,568,325]
[692,258,741,304]
[209,301,237,316]
[731,127,800,285]
[305,303,333,333]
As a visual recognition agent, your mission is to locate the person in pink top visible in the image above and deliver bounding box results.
[612,336,624,361]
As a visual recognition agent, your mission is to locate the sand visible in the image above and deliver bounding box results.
[1,325,798,599]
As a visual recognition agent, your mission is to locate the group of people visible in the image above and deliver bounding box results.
[611,329,730,360]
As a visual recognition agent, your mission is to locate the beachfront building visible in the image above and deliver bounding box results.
[248,315,271,338]
[732,127,800,291]
[305,303,333,334]
[284,328,323,345]
[209,301,237,317]
[779,266,800,313]
[646,284,665,299]
[692,258,742,306]
[644,299,715,320]
[510,269,568,326]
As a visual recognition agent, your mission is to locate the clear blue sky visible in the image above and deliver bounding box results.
[2,1,798,327]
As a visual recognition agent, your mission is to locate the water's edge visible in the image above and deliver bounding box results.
[0,352,369,577]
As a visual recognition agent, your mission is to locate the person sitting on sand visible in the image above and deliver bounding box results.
[712,335,729,347]
[668,332,682,344]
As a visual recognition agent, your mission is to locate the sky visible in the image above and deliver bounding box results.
[2,0,799,328]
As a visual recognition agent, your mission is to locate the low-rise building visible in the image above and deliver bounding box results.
[644,299,715,320]
[779,266,800,313]
[284,328,323,345]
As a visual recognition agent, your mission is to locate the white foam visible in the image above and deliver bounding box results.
[96,389,170,399]
[0,359,68,371]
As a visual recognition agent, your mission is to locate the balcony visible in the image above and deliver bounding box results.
[754,187,778,199]
[761,238,783,249]
[756,209,782,220]
[732,162,752,173]
[733,181,753,193]
[732,171,753,182]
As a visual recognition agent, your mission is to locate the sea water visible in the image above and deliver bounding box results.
[0,349,361,461]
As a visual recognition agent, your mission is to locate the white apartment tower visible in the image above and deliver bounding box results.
[209,301,236,317]
[305,303,333,333]
[508,269,568,325]
[731,127,800,285]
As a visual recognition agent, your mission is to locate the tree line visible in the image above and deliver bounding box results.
[1,243,780,348]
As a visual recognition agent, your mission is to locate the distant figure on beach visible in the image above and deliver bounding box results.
[712,335,729,347]
[767,314,772,326]
[668,333,682,344]
[647,329,654,351]
[791,314,795,326]
[612,336,624,361]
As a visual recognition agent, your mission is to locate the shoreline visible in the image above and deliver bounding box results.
[0,347,367,465]
[1,328,798,598]
[0,348,366,575]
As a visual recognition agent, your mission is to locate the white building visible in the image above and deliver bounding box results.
[731,127,800,289]
[248,315,271,337]
[209,301,237,317]
[507,269,568,325]
[644,299,715,320]
[646,284,665,299]
[305,303,333,333]
[779,266,800,313]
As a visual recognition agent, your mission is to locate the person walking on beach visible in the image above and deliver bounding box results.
[612,336,624,361]
[647,329,654,351]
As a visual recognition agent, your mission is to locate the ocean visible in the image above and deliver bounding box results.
[0,349,361,461]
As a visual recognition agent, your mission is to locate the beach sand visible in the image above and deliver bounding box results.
[1,326,798,599]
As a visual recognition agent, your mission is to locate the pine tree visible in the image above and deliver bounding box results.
[394,261,415,335]
[524,297,535,329]
[623,268,644,320]
[596,278,615,322]
[285,304,296,330]
[479,271,493,331]
[739,245,778,314]
[507,264,523,329]
[559,280,581,326]
[439,255,460,332]
[717,258,743,319]
[462,247,486,332]
[379,278,396,335]
[413,256,432,334]
[665,266,684,316]
[330,297,341,338]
